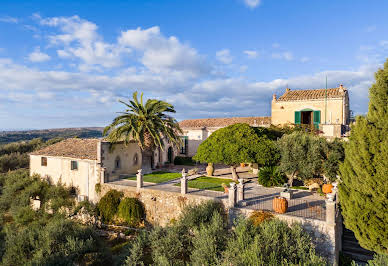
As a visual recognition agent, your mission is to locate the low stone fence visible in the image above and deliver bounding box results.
[100,183,228,226]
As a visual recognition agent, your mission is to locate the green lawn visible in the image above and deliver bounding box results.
[125,171,181,183]
[175,176,235,192]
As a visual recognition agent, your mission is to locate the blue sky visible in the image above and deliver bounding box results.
[0,0,387,130]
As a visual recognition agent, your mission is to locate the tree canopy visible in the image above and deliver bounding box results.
[103,91,182,151]
[194,123,278,166]
[193,123,279,181]
[339,59,388,254]
[277,131,344,184]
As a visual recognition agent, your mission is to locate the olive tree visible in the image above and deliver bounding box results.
[277,132,345,185]
[193,123,279,181]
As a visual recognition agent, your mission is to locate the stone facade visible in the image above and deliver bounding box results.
[30,139,142,202]
[271,86,350,138]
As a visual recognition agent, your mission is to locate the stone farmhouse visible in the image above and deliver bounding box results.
[178,85,350,158]
[29,85,350,201]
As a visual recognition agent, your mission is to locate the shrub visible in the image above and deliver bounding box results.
[249,210,274,226]
[223,218,326,265]
[258,166,287,187]
[2,216,110,265]
[174,156,195,166]
[97,189,122,222]
[117,197,145,226]
[190,211,227,265]
[367,253,388,266]
[75,200,98,216]
[178,200,226,230]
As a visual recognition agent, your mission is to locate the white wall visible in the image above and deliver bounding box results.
[30,155,100,202]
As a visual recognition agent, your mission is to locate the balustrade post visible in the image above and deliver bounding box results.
[136,169,143,190]
[228,182,237,208]
[181,168,187,195]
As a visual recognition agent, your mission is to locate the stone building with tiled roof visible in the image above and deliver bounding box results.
[271,85,350,137]
[176,85,350,157]
[176,117,271,158]
[30,138,144,202]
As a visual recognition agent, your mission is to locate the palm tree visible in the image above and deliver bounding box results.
[104,91,183,170]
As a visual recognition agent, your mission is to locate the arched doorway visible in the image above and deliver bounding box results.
[167,147,173,163]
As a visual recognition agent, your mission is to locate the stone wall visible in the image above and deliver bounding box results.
[100,183,228,226]
[100,183,341,265]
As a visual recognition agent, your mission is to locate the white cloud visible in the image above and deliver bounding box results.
[0,55,379,126]
[216,49,233,64]
[365,25,376,33]
[243,0,261,9]
[119,26,209,76]
[38,16,208,77]
[39,15,128,70]
[28,47,51,62]
[300,57,310,63]
[239,65,248,72]
[0,16,18,24]
[244,50,259,59]
[272,51,293,61]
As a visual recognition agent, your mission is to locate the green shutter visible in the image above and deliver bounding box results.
[313,110,321,128]
[294,111,301,124]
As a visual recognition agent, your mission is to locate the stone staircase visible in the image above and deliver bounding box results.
[342,228,375,264]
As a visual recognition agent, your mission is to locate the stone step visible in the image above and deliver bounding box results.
[342,250,374,263]
[342,244,374,256]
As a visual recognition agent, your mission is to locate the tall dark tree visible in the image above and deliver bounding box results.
[104,92,182,171]
[339,59,388,253]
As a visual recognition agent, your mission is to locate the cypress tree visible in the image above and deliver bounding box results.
[339,59,388,253]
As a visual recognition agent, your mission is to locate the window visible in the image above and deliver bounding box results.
[180,136,188,155]
[71,160,78,170]
[41,157,47,166]
[115,156,121,169]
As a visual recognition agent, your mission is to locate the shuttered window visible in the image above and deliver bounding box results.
[41,157,47,166]
[294,111,301,125]
[313,110,321,128]
[71,161,78,170]
[180,136,188,154]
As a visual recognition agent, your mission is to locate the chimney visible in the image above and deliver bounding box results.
[272,94,277,101]
[339,84,345,92]
[286,87,290,93]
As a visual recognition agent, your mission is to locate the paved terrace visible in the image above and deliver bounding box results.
[109,165,326,221]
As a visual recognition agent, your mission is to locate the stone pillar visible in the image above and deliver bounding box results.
[181,168,187,195]
[228,182,237,208]
[100,168,106,184]
[136,169,143,190]
[326,199,336,226]
[237,179,245,205]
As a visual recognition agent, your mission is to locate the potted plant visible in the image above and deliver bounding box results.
[273,196,288,214]
[322,183,333,194]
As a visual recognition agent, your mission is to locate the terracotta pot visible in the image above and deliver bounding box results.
[322,184,333,194]
[206,163,214,176]
[222,184,229,194]
[273,196,288,214]
[240,163,246,168]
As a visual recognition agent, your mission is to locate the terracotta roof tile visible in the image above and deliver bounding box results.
[179,116,271,128]
[277,87,346,101]
[30,138,100,160]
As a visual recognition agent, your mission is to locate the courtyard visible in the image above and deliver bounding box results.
[109,164,326,221]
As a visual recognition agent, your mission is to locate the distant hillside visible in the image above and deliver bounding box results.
[0,127,104,145]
